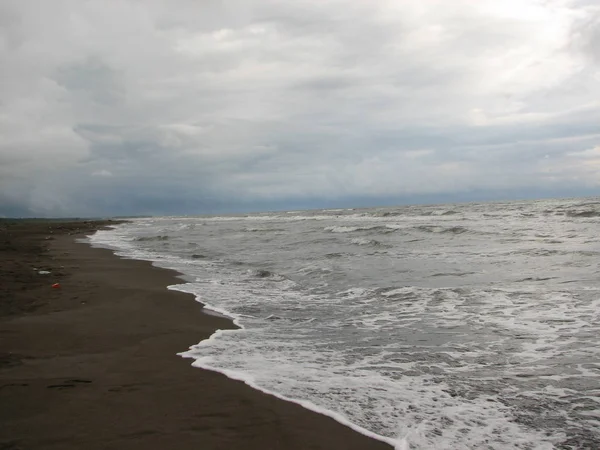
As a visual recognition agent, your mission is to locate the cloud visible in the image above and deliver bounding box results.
[0,0,598,216]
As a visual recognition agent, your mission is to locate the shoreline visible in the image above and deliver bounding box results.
[0,221,394,450]
[90,228,399,447]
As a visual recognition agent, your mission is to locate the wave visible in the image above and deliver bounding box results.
[516,277,557,282]
[566,210,600,218]
[376,211,403,217]
[543,206,600,218]
[244,227,286,233]
[265,314,282,320]
[350,238,387,247]
[92,213,594,448]
[324,225,398,234]
[412,225,470,235]
[246,269,287,281]
[265,314,317,324]
[573,250,600,257]
[430,272,476,277]
[420,210,461,216]
[248,269,275,278]
[509,249,561,257]
[324,226,364,233]
[134,235,170,242]
[575,200,600,208]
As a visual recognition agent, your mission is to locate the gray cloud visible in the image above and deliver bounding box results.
[1,0,599,216]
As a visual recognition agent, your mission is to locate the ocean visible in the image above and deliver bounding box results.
[89,197,600,449]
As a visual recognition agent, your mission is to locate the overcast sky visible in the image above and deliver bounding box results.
[1,0,599,216]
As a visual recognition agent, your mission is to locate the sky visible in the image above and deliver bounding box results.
[1,0,599,217]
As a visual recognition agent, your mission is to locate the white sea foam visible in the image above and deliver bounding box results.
[87,199,600,448]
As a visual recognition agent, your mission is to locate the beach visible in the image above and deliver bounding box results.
[0,220,392,450]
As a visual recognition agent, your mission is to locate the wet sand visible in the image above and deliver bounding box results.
[0,221,393,450]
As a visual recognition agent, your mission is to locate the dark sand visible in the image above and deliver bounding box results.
[0,221,393,450]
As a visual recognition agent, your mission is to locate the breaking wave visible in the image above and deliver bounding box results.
[134,235,170,242]
[412,225,471,235]
[90,196,600,449]
[566,210,600,218]
[350,238,387,247]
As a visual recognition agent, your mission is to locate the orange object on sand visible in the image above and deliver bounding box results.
[51,283,61,289]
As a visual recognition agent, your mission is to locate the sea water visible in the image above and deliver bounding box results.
[89,197,600,449]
